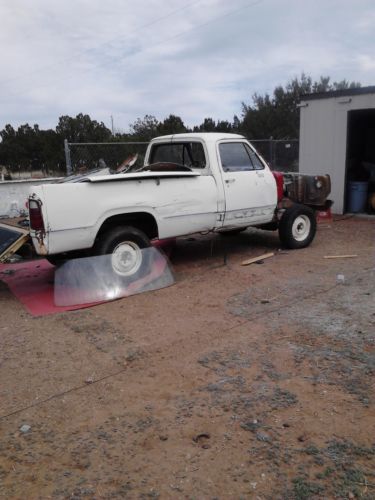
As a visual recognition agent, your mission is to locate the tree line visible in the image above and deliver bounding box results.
[0,74,360,175]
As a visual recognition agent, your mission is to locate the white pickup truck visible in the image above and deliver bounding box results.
[28,133,331,275]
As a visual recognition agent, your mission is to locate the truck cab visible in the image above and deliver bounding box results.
[145,133,277,230]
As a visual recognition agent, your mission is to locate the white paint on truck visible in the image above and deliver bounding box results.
[29,133,278,256]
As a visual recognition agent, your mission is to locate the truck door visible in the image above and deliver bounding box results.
[217,141,277,227]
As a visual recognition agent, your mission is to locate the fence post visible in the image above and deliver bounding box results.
[64,139,72,176]
[269,136,273,167]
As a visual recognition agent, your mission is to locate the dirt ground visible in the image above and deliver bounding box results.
[0,216,374,499]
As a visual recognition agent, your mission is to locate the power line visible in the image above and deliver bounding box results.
[1,0,264,101]
[110,0,265,83]
[77,0,265,79]
[0,0,203,88]
[133,0,264,58]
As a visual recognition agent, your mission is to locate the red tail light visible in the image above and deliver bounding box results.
[272,171,284,201]
[29,199,45,231]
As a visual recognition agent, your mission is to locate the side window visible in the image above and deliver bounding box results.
[219,143,253,172]
[245,144,265,170]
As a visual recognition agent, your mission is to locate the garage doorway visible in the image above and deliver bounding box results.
[345,109,375,213]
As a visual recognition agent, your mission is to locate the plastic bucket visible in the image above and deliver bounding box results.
[347,181,368,213]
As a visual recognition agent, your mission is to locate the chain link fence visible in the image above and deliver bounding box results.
[250,139,299,172]
[64,138,299,175]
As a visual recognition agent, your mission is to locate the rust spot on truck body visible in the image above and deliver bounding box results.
[35,231,47,255]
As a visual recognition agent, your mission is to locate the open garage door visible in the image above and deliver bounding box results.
[346,109,375,213]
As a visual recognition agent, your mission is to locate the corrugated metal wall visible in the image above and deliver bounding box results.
[299,93,375,214]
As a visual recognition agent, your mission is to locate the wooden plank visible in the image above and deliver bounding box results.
[241,252,274,266]
[0,221,29,235]
[323,254,358,259]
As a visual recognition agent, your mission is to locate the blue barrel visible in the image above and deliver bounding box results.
[347,181,368,213]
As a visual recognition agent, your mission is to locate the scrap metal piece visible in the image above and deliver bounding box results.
[0,222,30,263]
[54,246,174,306]
[283,173,331,206]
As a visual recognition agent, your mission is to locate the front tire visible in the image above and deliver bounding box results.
[94,226,151,278]
[278,204,316,249]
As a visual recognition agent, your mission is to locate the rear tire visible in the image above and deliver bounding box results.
[94,226,151,278]
[278,204,316,249]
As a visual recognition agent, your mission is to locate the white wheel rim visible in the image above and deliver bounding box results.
[111,241,142,276]
[292,215,311,242]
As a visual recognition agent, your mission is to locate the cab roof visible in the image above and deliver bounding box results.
[150,132,245,143]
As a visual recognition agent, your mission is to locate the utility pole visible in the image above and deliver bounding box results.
[110,115,114,135]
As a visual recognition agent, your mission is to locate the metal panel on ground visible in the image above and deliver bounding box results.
[0,222,30,262]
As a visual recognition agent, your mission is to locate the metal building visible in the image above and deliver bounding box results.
[299,86,375,214]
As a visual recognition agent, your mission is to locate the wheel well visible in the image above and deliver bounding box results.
[96,212,159,241]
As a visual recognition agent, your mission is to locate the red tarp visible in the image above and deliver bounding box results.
[0,259,91,316]
[0,239,176,317]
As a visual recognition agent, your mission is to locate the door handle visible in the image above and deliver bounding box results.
[225,178,235,184]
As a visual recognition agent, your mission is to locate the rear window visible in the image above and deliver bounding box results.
[150,142,206,169]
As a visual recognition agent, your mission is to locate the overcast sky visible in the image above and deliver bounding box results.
[1,0,375,132]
